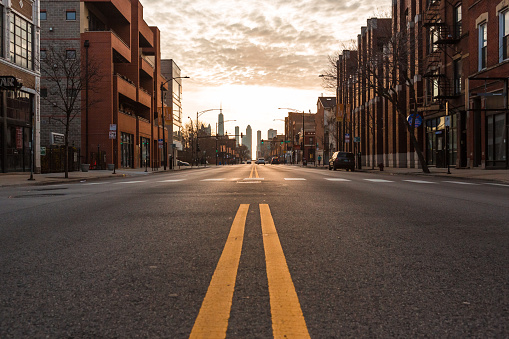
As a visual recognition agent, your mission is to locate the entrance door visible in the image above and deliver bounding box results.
[436,130,445,168]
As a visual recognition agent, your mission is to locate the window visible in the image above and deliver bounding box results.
[40,49,46,59]
[453,59,462,95]
[499,10,509,61]
[40,88,48,97]
[479,22,487,70]
[66,88,78,97]
[66,49,76,59]
[0,5,3,58]
[454,4,462,38]
[40,11,47,20]
[10,14,33,70]
[66,11,76,21]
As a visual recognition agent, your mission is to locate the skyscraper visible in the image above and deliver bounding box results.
[218,112,224,136]
[235,126,240,146]
[268,129,277,140]
[257,130,262,157]
[245,125,252,158]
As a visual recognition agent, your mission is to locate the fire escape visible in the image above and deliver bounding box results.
[422,0,460,104]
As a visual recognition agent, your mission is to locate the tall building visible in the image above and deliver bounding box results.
[161,60,184,168]
[243,125,252,157]
[235,126,240,146]
[257,130,261,157]
[268,129,277,140]
[41,0,168,170]
[218,112,224,136]
[1,0,41,173]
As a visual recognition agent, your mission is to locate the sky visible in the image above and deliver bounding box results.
[142,0,391,157]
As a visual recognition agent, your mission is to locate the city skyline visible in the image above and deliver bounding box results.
[142,0,392,149]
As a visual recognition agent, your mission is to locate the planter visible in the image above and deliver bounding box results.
[81,164,90,172]
[107,164,115,171]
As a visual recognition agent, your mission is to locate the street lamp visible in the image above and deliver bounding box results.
[187,116,194,166]
[160,76,189,170]
[279,108,305,165]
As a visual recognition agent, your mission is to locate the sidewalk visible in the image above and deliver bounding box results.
[0,165,201,188]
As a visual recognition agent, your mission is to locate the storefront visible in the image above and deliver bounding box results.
[486,111,508,168]
[1,78,33,173]
[425,114,458,168]
[121,132,134,168]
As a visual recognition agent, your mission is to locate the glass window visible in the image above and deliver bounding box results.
[66,11,76,21]
[454,59,462,95]
[40,11,47,20]
[9,14,33,70]
[66,49,76,59]
[454,5,462,38]
[40,49,46,59]
[40,88,47,97]
[479,22,487,70]
[500,10,509,61]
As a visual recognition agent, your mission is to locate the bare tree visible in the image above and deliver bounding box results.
[359,28,430,173]
[40,46,102,178]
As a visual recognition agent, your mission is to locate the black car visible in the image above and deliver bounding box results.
[270,157,280,164]
[329,151,355,171]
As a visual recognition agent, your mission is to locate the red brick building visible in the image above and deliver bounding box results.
[41,0,170,170]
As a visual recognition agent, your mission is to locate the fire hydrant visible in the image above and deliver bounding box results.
[378,163,384,171]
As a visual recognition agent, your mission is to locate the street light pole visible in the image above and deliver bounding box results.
[160,76,189,170]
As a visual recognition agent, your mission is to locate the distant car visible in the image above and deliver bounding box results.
[255,158,266,165]
[270,157,280,165]
[247,160,252,164]
[329,151,355,171]
[177,160,190,166]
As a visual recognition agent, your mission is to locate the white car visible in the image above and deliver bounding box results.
[255,158,266,165]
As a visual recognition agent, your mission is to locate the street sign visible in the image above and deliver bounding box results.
[354,137,361,142]
[158,139,163,149]
[444,116,451,127]
[40,147,46,156]
[51,132,65,145]
[109,124,117,131]
[345,133,350,143]
[109,131,117,139]
[407,114,422,128]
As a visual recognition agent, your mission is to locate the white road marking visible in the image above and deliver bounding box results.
[201,178,226,181]
[443,181,480,185]
[325,178,351,182]
[114,180,147,184]
[284,178,306,181]
[485,183,509,187]
[84,182,106,185]
[364,179,394,183]
[403,180,436,184]
[243,178,264,181]
[158,179,186,182]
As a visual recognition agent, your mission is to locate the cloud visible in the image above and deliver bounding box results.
[142,0,391,90]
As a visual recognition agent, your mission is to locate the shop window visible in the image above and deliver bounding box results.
[66,11,76,21]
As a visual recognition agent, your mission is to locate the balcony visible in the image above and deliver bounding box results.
[115,74,136,101]
[138,88,152,108]
[140,56,154,77]
[139,19,153,48]
[84,0,131,24]
[83,30,131,63]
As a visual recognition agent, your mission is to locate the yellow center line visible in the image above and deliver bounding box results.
[254,165,259,178]
[260,204,310,338]
[249,165,255,178]
[189,204,249,339]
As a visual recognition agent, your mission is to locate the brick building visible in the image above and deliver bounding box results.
[0,0,41,173]
[40,0,169,170]
[316,96,335,164]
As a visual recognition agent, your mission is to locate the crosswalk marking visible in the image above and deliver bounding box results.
[443,181,480,185]
[113,180,146,184]
[158,179,186,182]
[284,178,306,181]
[201,178,226,181]
[364,179,394,183]
[403,180,436,184]
[325,178,351,182]
[243,178,264,181]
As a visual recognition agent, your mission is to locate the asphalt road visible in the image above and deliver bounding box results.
[1,164,508,338]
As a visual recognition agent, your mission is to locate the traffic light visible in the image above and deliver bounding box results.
[261,139,264,144]
[241,133,243,138]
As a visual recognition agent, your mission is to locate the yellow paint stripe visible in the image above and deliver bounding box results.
[254,165,259,178]
[249,165,255,178]
[190,204,249,339]
[260,204,310,338]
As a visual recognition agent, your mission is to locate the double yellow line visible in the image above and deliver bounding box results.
[249,165,259,178]
[190,204,310,338]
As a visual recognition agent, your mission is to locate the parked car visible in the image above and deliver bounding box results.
[255,158,266,165]
[247,160,252,164]
[270,157,280,164]
[329,151,355,171]
[177,160,190,166]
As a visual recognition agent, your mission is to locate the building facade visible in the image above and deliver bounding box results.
[0,0,40,173]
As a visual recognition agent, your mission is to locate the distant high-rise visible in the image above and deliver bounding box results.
[218,112,224,136]
[235,126,240,146]
[242,125,252,157]
[257,130,261,157]
[268,129,277,140]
